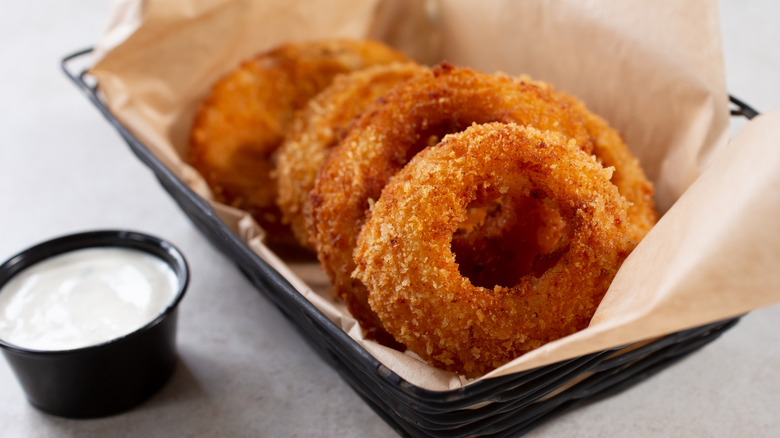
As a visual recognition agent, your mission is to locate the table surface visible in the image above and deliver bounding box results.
[1,1,778,437]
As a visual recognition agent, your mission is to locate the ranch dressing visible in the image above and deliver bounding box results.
[0,247,178,351]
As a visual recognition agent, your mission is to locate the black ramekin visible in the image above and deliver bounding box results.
[0,230,189,418]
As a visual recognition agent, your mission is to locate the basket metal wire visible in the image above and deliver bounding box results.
[62,48,755,437]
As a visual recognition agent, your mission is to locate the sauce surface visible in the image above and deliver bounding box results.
[0,247,178,351]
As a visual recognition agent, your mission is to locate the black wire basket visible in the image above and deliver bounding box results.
[62,48,756,437]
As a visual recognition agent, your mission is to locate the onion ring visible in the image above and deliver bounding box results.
[188,39,409,247]
[353,123,635,376]
[275,62,425,249]
[307,64,604,340]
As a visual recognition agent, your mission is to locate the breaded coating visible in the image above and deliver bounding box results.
[188,39,409,246]
[275,62,426,250]
[354,123,636,377]
[551,88,658,241]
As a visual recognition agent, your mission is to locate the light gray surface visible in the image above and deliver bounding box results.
[0,1,777,436]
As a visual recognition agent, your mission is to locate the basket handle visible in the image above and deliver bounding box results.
[729,95,759,119]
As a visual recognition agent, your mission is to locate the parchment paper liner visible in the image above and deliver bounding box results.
[88,0,780,391]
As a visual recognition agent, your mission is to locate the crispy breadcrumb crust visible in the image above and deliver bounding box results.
[552,89,658,241]
[275,62,425,249]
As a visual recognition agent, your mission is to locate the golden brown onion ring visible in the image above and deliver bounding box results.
[188,39,409,247]
[354,123,636,377]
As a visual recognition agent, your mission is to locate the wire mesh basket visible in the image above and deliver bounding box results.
[62,48,755,437]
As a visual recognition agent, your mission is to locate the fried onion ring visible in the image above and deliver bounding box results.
[188,39,409,246]
[353,123,635,377]
[307,64,603,340]
[275,62,425,249]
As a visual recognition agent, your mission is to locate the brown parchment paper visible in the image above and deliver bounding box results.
[88,0,780,391]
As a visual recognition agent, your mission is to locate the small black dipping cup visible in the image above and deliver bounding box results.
[0,230,189,418]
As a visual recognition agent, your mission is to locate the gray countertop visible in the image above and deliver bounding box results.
[1,1,778,436]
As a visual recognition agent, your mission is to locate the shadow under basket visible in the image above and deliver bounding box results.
[62,48,756,437]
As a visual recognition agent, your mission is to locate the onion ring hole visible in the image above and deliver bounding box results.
[452,188,569,289]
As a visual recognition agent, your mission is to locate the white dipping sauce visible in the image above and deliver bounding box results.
[0,247,178,351]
